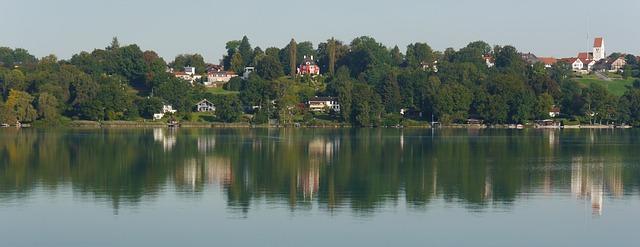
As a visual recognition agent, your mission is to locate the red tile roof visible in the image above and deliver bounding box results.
[577,52,591,61]
[538,57,557,65]
[593,37,603,48]
[558,58,578,64]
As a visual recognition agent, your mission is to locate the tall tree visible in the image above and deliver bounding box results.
[379,72,402,113]
[289,39,297,77]
[238,36,253,67]
[222,40,241,70]
[230,53,244,74]
[328,38,337,76]
[390,46,403,67]
[108,37,120,50]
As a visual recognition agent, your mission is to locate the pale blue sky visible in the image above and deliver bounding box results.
[1,0,638,63]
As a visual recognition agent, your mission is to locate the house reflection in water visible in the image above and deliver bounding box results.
[174,156,233,192]
[197,136,216,153]
[298,164,320,200]
[205,156,233,187]
[153,128,176,151]
[570,157,624,216]
[308,137,339,163]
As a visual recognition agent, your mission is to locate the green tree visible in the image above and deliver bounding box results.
[223,40,241,70]
[0,102,17,124]
[1,69,27,99]
[328,38,338,75]
[327,67,353,122]
[171,54,206,75]
[108,37,120,50]
[156,78,194,113]
[238,36,254,67]
[36,93,60,120]
[6,90,37,123]
[406,43,435,69]
[288,39,298,77]
[379,72,402,113]
[230,52,244,74]
[534,93,554,120]
[137,97,164,119]
[619,88,640,126]
[433,83,472,124]
[214,95,242,123]
[390,46,403,67]
[256,56,284,80]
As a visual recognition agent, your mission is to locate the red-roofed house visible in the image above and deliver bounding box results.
[538,57,557,68]
[564,58,583,71]
[483,55,494,67]
[298,56,320,76]
[578,52,592,61]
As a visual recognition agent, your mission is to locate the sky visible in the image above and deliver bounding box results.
[1,0,638,63]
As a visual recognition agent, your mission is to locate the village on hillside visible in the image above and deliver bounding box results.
[1,35,640,128]
[158,37,638,128]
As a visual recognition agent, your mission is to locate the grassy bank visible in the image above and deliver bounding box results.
[574,73,634,96]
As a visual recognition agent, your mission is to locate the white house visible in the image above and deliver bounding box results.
[204,71,237,87]
[569,58,584,71]
[242,67,255,80]
[307,96,340,112]
[549,105,560,118]
[196,99,216,112]
[174,67,202,84]
[153,105,177,120]
[185,67,196,75]
[162,105,177,114]
[609,56,627,72]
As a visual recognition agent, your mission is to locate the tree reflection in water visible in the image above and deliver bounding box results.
[0,128,639,217]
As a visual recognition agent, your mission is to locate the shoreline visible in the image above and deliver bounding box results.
[5,120,621,129]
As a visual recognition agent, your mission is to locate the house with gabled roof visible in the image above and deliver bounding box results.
[196,99,216,112]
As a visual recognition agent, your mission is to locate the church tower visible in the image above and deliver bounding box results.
[593,37,605,61]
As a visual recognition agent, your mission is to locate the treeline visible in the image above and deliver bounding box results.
[1,36,640,126]
[0,38,229,125]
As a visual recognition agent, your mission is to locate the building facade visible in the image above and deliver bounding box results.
[307,97,340,112]
[196,99,216,112]
[298,55,320,75]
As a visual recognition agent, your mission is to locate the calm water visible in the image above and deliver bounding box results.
[1,128,639,246]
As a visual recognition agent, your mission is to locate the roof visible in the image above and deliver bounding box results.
[196,99,213,105]
[538,57,557,65]
[308,96,337,102]
[593,37,603,48]
[558,58,578,64]
[208,71,236,76]
[577,52,592,61]
[520,53,539,64]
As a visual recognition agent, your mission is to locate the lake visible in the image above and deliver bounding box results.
[1,128,639,246]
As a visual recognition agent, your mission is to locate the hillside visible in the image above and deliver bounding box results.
[574,73,635,96]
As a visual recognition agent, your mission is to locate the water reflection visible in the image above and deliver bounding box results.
[0,128,639,217]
